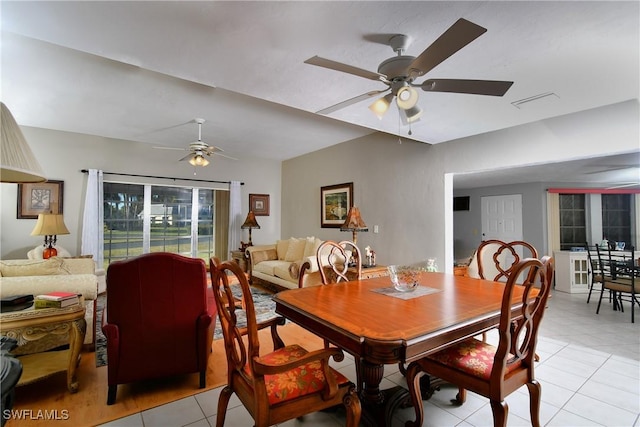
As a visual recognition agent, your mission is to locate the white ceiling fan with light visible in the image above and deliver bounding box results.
[305,18,514,127]
[154,118,237,167]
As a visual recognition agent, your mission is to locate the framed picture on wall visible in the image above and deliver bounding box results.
[320,182,353,228]
[249,193,270,216]
[17,180,64,219]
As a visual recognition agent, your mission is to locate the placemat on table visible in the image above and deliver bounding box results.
[371,286,441,300]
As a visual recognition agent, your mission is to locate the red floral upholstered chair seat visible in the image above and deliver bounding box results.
[210,258,361,427]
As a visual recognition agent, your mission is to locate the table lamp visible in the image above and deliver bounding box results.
[241,211,260,246]
[31,213,70,258]
[340,206,368,245]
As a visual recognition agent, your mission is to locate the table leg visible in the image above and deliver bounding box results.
[359,361,411,427]
[66,318,86,393]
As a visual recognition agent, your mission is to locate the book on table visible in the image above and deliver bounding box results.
[34,292,80,309]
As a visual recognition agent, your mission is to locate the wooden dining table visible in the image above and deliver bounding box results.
[273,272,531,427]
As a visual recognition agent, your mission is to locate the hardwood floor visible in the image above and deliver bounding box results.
[7,323,325,427]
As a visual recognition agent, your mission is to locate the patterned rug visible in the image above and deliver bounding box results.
[95,285,277,368]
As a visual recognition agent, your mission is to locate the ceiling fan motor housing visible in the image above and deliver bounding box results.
[377,56,416,83]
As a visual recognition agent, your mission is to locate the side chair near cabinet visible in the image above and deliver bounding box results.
[101,253,215,405]
[596,245,639,323]
[210,258,361,427]
[584,243,605,304]
[404,256,554,427]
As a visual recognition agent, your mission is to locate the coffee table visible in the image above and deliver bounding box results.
[0,300,86,393]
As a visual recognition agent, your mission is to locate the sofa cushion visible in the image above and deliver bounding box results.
[0,257,69,277]
[276,240,290,260]
[284,238,306,262]
[274,264,296,283]
[254,260,291,276]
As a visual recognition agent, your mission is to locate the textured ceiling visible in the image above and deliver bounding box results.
[1,1,638,187]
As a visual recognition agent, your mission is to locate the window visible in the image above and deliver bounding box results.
[602,194,631,246]
[103,183,225,267]
[559,194,586,250]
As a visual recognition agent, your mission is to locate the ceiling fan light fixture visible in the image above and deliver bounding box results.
[368,94,394,120]
[189,154,209,167]
[400,105,423,125]
[396,86,419,110]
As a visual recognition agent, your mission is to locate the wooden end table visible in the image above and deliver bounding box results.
[348,264,388,280]
[230,250,249,273]
[0,301,86,393]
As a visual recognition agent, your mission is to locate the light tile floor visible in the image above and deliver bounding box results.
[99,290,639,426]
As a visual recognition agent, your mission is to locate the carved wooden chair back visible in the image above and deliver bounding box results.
[316,240,362,284]
[209,258,361,427]
[476,239,538,283]
[405,256,554,427]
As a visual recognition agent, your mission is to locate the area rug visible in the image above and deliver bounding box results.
[95,285,277,367]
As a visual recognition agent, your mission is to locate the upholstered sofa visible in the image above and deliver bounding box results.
[0,257,99,346]
[246,236,327,290]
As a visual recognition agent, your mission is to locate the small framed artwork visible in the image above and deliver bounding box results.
[249,193,270,216]
[17,180,64,219]
[321,182,353,228]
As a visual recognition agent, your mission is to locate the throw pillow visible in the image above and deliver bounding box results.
[276,240,290,260]
[252,248,277,264]
[0,257,69,277]
[303,236,322,258]
[284,238,306,262]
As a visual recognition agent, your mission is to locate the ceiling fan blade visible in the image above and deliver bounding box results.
[408,18,487,77]
[317,89,390,115]
[178,153,194,162]
[419,79,514,96]
[153,146,188,151]
[213,152,239,161]
[305,56,387,82]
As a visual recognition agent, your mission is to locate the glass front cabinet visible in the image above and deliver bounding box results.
[553,251,590,293]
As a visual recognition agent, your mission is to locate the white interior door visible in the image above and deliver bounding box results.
[481,194,523,242]
[481,194,524,272]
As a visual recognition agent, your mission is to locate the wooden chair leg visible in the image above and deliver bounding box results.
[526,380,542,427]
[489,399,509,427]
[404,362,425,427]
[199,370,206,388]
[215,386,232,427]
[343,385,362,427]
[107,385,117,405]
[454,387,467,405]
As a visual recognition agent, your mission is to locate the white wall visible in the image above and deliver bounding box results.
[0,127,282,259]
[282,100,640,271]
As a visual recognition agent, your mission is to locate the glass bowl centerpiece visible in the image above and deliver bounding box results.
[387,260,437,292]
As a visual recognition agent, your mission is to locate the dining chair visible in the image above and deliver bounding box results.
[210,258,361,427]
[585,242,605,303]
[596,245,638,323]
[469,239,538,283]
[316,240,361,284]
[404,256,554,427]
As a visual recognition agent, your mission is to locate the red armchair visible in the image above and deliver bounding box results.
[102,253,215,405]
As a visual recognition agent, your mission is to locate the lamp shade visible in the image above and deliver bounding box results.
[1,102,46,183]
[241,211,260,229]
[340,206,368,232]
[189,154,209,167]
[30,214,70,236]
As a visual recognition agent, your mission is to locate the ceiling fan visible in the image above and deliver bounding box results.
[305,18,514,124]
[154,118,237,167]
